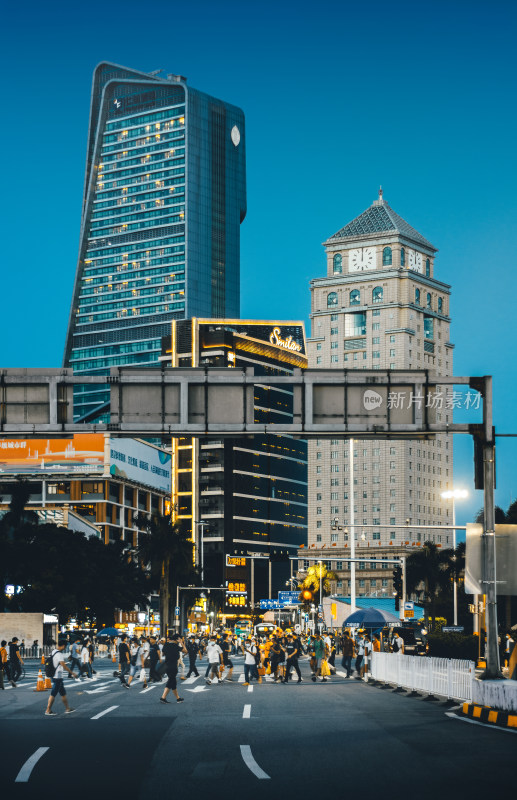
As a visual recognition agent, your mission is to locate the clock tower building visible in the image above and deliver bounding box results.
[303,191,455,600]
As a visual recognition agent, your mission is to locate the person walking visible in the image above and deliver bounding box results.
[284,635,302,683]
[0,640,7,689]
[355,634,365,677]
[8,637,24,685]
[392,631,404,654]
[311,633,326,682]
[45,640,77,716]
[183,636,200,679]
[242,638,259,686]
[220,633,234,682]
[68,638,81,679]
[269,637,282,682]
[148,636,162,682]
[159,633,186,704]
[118,633,131,688]
[80,639,92,679]
[341,631,354,678]
[205,635,223,684]
[127,637,146,687]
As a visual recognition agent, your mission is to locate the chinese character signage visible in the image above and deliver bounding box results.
[0,434,105,474]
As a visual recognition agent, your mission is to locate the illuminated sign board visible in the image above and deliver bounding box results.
[269,327,302,352]
[226,555,247,567]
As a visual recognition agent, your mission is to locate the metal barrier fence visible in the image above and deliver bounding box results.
[370,652,474,703]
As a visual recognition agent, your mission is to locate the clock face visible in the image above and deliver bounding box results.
[415,252,423,272]
[407,249,415,269]
[349,247,375,272]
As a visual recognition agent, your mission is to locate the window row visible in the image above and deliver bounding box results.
[415,289,444,313]
[327,287,383,308]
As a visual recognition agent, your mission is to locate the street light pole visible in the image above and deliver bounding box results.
[318,560,322,633]
[441,489,468,627]
[350,438,356,611]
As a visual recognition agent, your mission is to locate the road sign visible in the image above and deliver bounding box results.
[442,626,465,633]
[174,607,180,616]
[278,591,299,604]
[404,601,414,619]
[259,599,281,610]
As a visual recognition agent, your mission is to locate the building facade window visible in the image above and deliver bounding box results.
[350,289,361,306]
[415,288,421,305]
[400,248,405,266]
[438,297,443,313]
[372,286,383,304]
[333,253,342,274]
[383,247,392,265]
[426,292,432,309]
[425,258,431,276]
[327,291,338,308]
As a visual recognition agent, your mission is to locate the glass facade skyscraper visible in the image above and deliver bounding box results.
[64,62,246,419]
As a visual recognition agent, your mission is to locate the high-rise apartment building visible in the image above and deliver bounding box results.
[161,319,308,604]
[63,62,246,419]
[303,191,454,598]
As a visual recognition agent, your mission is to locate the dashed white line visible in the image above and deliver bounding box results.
[240,745,270,779]
[15,747,50,783]
[247,685,253,693]
[243,704,251,718]
[91,705,119,720]
[140,685,156,693]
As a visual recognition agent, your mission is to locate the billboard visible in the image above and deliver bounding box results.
[109,438,171,493]
[0,434,105,475]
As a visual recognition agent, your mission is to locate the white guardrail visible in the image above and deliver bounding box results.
[370,652,475,703]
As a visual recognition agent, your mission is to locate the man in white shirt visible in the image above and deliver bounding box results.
[45,640,77,716]
[393,632,405,654]
[242,638,259,685]
[205,636,223,684]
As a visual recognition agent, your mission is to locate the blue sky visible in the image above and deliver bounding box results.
[1,0,516,530]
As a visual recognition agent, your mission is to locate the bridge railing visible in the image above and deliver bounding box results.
[370,651,474,703]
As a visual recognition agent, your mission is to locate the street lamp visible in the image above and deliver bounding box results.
[441,489,468,626]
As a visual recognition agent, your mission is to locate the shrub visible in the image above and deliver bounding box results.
[427,633,478,661]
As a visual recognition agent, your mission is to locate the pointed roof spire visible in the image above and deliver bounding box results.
[325,192,437,251]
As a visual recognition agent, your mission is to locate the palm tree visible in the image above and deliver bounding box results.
[405,541,452,630]
[135,513,195,636]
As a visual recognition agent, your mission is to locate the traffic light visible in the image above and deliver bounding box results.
[393,565,403,611]
[300,589,313,603]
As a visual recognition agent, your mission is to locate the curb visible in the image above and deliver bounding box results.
[461,702,517,729]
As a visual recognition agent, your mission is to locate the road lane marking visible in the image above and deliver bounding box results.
[140,686,156,693]
[243,704,251,718]
[91,705,119,720]
[15,747,50,783]
[183,675,200,684]
[240,745,270,779]
[445,711,517,734]
[186,685,209,693]
[247,685,253,693]
[336,671,349,679]
[238,674,244,683]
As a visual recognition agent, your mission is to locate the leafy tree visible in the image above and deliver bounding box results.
[1,479,148,624]
[298,563,337,610]
[135,513,196,636]
[405,541,452,629]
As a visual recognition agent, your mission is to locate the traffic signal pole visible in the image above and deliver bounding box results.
[481,377,501,679]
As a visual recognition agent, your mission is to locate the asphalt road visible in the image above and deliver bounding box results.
[1,656,515,799]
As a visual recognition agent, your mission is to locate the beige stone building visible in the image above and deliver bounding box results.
[301,191,454,599]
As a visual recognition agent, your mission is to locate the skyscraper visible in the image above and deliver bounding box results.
[303,191,454,599]
[161,319,308,606]
[63,62,246,419]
